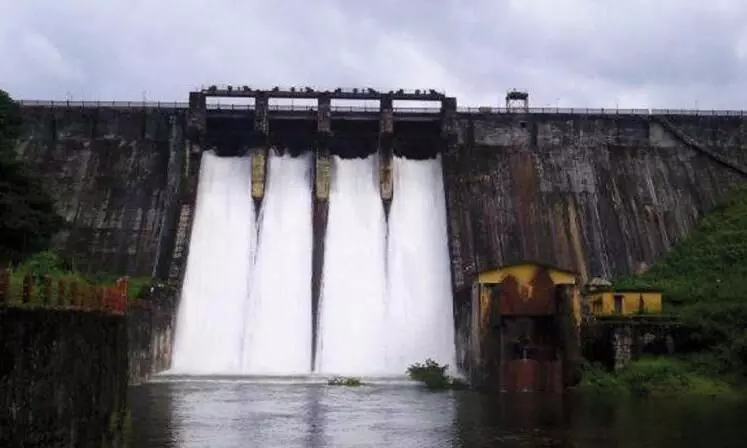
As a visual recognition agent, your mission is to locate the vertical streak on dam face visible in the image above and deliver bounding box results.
[385,156,456,373]
[315,155,389,375]
[171,151,255,374]
[242,152,313,374]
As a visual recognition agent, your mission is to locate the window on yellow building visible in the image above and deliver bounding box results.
[614,295,624,314]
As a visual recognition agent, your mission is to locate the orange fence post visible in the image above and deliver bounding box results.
[22,274,33,304]
[0,269,9,305]
[94,286,104,310]
[85,285,92,309]
[70,282,79,308]
[118,277,129,314]
[57,280,66,307]
[41,275,52,306]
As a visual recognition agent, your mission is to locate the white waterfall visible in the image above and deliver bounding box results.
[171,151,256,374]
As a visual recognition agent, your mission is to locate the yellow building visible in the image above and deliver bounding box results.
[475,262,582,325]
[586,290,663,316]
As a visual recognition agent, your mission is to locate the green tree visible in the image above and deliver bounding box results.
[0,89,63,264]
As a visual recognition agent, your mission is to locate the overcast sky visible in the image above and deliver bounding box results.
[1,0,746,109]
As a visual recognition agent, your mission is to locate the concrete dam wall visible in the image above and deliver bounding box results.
[15,100,746,291]
[444,113,747,292]
[15,105,186,277]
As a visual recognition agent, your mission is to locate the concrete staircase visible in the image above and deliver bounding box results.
[167,203,193,284]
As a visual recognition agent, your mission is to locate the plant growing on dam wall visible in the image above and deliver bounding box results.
[0,89,64,265]
[614,185,747,380]
[407,359,469,390]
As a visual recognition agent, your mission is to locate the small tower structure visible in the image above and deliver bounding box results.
[506,89,529,112]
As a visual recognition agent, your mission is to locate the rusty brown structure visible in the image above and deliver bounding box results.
[469,262,582,392]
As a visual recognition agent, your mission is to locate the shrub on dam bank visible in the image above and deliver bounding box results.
[5,251,152,304]
[613,185,747,381]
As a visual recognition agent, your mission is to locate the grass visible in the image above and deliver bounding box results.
[580,357,734,397]
[611,186,747,379]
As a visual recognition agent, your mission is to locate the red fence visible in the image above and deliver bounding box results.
[0,269,130,315]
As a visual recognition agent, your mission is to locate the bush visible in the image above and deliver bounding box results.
[406,359,469,390]
[327,376,362,386]
[580,357,733,397]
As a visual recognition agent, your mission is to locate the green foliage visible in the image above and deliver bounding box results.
[580,358,733,397]
[6,251,151,304]
[406,359,469,390]
[327,376,363,386]
[0,89,64,264]
[613,186,747,378]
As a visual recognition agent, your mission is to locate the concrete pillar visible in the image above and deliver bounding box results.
[612,326,633,371]
[311,93,332,370]
[315,94,332,201]
[379,95,394,212]
[441,97,458,143]
[251,93,269,206]
[254,93,269,138]
[187,92,206,154]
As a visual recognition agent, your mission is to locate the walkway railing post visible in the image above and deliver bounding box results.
[57,279,66,307]
[0,269,9,305]
[22,274,32,304]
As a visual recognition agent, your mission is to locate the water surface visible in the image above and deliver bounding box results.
[127,377,747,447]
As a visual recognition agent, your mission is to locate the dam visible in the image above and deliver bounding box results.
[14,87,747,380]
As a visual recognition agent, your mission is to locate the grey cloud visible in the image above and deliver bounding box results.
[1,0,745,109]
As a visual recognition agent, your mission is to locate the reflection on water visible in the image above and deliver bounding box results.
[128,377,747,448]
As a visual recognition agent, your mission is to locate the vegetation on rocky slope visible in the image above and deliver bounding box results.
[0,89,64,265]
[614,185,747,380]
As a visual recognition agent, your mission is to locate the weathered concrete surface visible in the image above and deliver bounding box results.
[444,113,746,291]
[0,307,129,447]
[444,113,746,371]
[14,106,186,277]
[127,286,177,385]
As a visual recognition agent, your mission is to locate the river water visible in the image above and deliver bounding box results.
[126,378,747,448]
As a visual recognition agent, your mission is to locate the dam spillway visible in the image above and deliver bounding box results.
[170,150,456,375]
[170,152,255,374]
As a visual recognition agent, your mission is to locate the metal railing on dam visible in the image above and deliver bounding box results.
[17,100,747,117]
